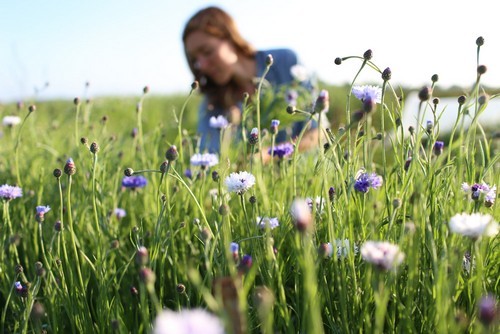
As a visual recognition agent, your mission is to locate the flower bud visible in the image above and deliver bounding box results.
[433,141,444,156]
[382,67,392,81]
[29,105,36,113]
[176,283,186,294]
[64,158,76,176]
[124,168,134,177]
[53,168,62,178]
[265,54,273,66]
[457,95,466,105]
[249,128,259,145]
[136,246,149,266]
[143,86,149,94]
[363,49,373,60]
[191,81,199,90]
[313,90,329,114]
[431,74,439,83]
[477,65,487,75]
[476,36,484,46]
[334,57,342,65]
[270,119,280,135]
[211,170,219,182]
[418,86,431,102]
[165,145,178,162]
[286,105,296,115]
[90,142,99,154]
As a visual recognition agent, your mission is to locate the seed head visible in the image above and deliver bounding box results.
[363,49,373,60]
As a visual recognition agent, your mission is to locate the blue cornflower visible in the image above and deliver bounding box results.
[190,153,219,168]
[0,184,23,201]
[230,242,239,254]
[256,216,280,230]
[122,175,147,189]
[352,85,382,104]
[433,141,444,156]
[35,205,51,222]
[270,119,280,135]
[268,142,294,158]
[354,170,383,193]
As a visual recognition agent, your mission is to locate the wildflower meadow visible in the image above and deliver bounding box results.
[0,37,499,334]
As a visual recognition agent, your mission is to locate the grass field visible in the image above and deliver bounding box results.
[0,42,499,334]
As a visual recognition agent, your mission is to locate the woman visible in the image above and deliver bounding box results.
[182,6,320,155]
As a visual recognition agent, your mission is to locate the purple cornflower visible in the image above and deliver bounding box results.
[478,294,498,326]
[462,182,496,206]
[268,142,294,158]
[184,168,192,179]
[354,170,383,193]
[285,89,298,106]
[238,254,253,274]
[433,141,444,156]
[256,216,280,230]
[35,205,51,223]
[114,208,126,219]
[0,184,23,201]
[313,89,329,114]
[122,175,147,189]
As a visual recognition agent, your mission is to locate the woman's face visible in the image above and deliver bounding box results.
[184,30,238,85]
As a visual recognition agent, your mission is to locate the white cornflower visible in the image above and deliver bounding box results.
[290,64,310,82]
[361,241,405,270]
[448,213,498,238]
[209,115,229,129]
[256,216,279,230]
[352,85,382,104]
[290,198,313,232]
[225,171,255,195]
[153,308,224,334]
[2,116,21,127]
[190,153,219,168]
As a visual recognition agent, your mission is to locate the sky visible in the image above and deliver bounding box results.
[1,0,499,103]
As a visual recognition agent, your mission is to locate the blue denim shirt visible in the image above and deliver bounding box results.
[197,48,315,153]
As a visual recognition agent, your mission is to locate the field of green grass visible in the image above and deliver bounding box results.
[0,42,499,334]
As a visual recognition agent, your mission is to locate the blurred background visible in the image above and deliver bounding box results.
[1,0,499,102]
